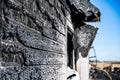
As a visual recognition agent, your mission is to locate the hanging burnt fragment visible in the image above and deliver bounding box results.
[72,25,98,57]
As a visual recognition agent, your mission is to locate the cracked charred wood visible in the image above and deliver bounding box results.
[67,0,100,22]
[0,66,66,80]
[1,0,101,79]
[73,24,98,57]
[1,0,67,79]
[1,40,65,66]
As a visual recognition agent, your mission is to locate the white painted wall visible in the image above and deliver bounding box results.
[79,53,89,80]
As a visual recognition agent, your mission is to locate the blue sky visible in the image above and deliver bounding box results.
[89,0,120,61]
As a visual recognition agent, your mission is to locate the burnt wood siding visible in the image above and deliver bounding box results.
[0,0,100,80]
[1,0,67,80]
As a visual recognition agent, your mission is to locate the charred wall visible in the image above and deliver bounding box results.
[0,0,100,80]
[0,0,68,80]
